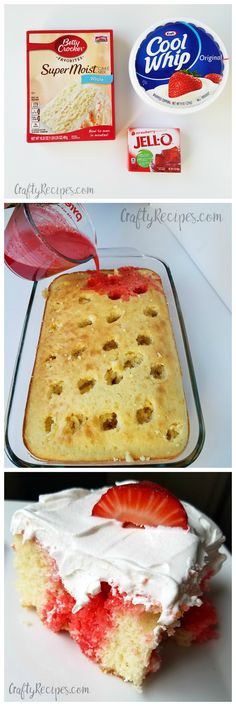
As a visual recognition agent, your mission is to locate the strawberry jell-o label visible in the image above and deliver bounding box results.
[26,30,115,142]
[129,20,229,113]
[128,128,181,173]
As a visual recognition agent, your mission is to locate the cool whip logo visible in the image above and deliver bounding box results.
[145,34,190,73]
[135,22,201,83]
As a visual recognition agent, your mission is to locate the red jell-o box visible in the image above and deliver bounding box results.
[128,128,181,172]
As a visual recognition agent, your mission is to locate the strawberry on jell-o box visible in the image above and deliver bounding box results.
[128,128,181,173]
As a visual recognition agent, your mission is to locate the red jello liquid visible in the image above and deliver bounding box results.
[180,600,219,644]
[4,204,99,281]
[84,266,163,300]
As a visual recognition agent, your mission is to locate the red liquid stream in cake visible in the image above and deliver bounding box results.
[84,267,163,300]
[4,206,99,281]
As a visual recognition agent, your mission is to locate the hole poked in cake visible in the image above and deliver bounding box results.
[133,284,148,295]
[107,311,121,324]
[100,412,118,430]
[49,382,63,397]
[55,301,63,310]
[78,318,93,328]
[105,369,123,385]
[103,339,118,351]
[166,423,180,441]
[44,416,55,433]
[78,296,91,304]
[78,378,96,394]
[136,403,153,424]
[137,334,152,346]
[49,321,61,332]
[123,352,143,369]
[108,291,121,300]
[71,346,86,360]
[64,413,84,434]
[45,354,56,365]
[150,364,166,380]
[144,307,158,317]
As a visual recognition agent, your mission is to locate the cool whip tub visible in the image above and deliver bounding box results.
[129,20,229,114]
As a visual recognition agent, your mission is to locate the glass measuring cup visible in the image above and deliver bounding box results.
[4,202,98,280]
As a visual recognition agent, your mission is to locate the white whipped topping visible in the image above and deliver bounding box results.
[11,486,225,633]
[147,77,217,106]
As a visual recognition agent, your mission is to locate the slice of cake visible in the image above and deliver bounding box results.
[11,481,225,689]
[23,267,189,463]
[41,84,112,133]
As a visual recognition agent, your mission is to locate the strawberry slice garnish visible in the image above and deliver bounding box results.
[92,482,188,529]
[168,71,202,98]
[204,73,222,84]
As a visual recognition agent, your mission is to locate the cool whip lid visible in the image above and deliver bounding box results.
[129,19,229,114]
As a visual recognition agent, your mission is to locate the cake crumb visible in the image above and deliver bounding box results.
[125,451,134,463]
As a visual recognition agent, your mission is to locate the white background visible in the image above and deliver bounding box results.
[4,4,232,200]
[4,203,231,468]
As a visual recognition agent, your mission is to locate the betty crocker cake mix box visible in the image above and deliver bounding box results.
[128,128,181,172]
[26,30,115,142]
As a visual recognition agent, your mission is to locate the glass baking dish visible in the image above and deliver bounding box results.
[5,247,205,467]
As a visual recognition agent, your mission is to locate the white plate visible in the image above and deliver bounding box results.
[5,501,231,702]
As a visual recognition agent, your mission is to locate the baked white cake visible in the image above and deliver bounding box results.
[23,267,189,463]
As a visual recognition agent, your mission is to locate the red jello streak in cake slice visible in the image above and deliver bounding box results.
[42,579,149,661]
[199,568,215,592]
[179,600,219,644]
[83,266,163,301]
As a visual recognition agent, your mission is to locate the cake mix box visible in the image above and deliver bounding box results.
[128,128,181,172]
[26,30,115,142]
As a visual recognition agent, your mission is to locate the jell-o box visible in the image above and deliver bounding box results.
[128,128,181,172]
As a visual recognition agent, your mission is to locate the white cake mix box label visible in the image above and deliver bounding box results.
[128,128,181,172]
[129,20,229,114]
[27,30,115,142]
